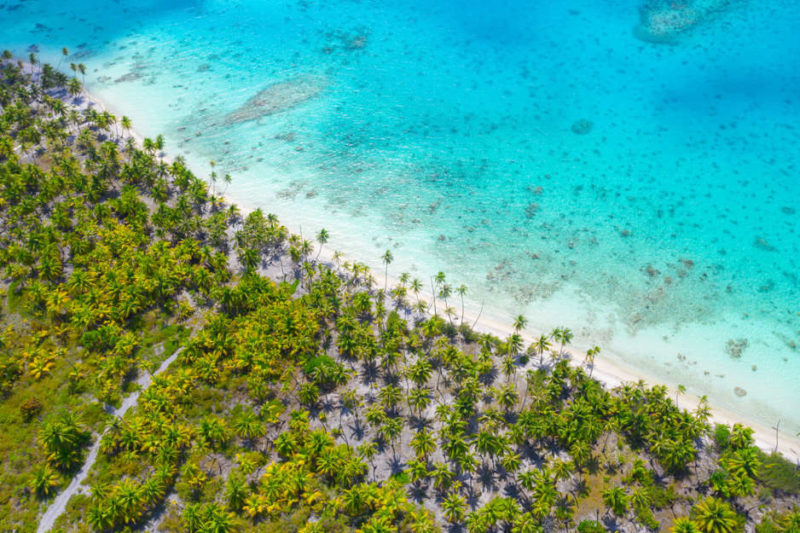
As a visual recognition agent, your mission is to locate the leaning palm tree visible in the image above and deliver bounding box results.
[410,278,423,307]
[513,314,527,332]
[57,46,69,71]
[584,346,600,377]
[560,327,573,354]
[315,228,329,262]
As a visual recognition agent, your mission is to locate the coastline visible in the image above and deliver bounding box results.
[73,80,800,465]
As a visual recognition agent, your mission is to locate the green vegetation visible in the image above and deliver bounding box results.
[1,51,799,532]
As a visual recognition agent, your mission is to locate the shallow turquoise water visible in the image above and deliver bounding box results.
[3,0,799,434]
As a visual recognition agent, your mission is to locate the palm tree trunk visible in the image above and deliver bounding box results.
[430,277,437,316]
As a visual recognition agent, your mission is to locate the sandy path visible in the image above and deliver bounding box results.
[37,348,184,533]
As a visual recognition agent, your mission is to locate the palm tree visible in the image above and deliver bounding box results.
[381,249,393,292]
[57,46,69,72]
[438,283,453,321]
[431,271,446,315]
[497,383,518,411]
[690,497,741,533]
[39,410,89,470]
[601,486,628,518]
[513,314,527,332]
[456,284,467,323]
[550,459,574,484]
[66,77,82,98]
[442,492,467,524]
[584,346,599,377]
[533,334,551,365]
[725,446,761,481]
[676,383,686,408]
[315,228,329,262]
[431,462,454,493]
[232,409,264,444]
[728,424,754,450]
[506,333,523,356]
[410,428,436,460]
[408,387,432,416]
[31,464,60,497]
[28,52,38,74]
[559,327,574,354]
[121,115,132,138]
[512,511,541,533]
[672,517,701,533]
[410,278,423,307]
[115,477,144,524]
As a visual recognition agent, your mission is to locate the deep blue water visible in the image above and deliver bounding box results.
[2,0,799,433]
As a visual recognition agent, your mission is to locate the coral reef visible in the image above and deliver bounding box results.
[634,0,733,43]
[571,118,594,135]
[725,338,749,359]
[224,75,326,124]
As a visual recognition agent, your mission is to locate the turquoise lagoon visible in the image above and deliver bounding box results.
[3,0,799,435]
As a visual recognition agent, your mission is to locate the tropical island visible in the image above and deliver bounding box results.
[1,52,799,533]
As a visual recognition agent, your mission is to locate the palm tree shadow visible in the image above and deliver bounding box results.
[408,483,428,503]
[408,414,432,431]
[464,484,480,509]
[347,419,365,441]
[382,371,400,387]
[362,360,380,384]
[476,462,497,491]
[502,480,520,500]
[479,367,498,386]
[388,455,405,476]
[320,396,336,414]
[602,516,620,532]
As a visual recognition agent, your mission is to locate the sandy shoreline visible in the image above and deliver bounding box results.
[70,78,800,464]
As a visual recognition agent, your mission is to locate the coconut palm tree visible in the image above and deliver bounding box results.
[431,462,454,493]
[410,428,436,461]
[408,387,432,416]
[690,497,741,533]
[559,328,573,354]
[442,491,467,524]
[31,464,60,497]
[601,486,628,518]
[315,228,329,262]
[39,410,90,470]
[456,284,467,323]
[584,346,599,377]
[533,334,551,366]
[728,424,754,450]
[506,333,524,356]
[381,249,393,292]
[672,517,701,533]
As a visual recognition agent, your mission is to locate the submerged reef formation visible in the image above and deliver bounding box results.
[224,75,326,124]
[634,0,734,43]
